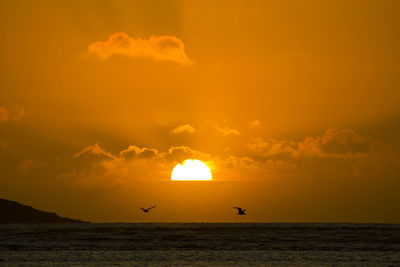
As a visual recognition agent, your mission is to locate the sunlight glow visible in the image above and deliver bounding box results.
[171,159,212,181]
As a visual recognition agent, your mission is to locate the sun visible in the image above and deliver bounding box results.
[171,159,212,181]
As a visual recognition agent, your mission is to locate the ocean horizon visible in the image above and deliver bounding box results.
[1,222,399,266]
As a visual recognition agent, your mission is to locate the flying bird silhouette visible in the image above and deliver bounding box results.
[139,206,156,213]
[233,207,247,215]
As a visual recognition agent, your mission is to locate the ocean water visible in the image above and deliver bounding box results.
[0,223,399,266]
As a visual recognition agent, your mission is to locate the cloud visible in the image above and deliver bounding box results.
[65,144,213,186]
[198,120,240,137]
[249,129,372,159]
[218,155,293,180]
[298,128,371,157]
[224,156,296,176]
[0,107,9,122]
[69,139,301,185]
[18,159,47,172]
[74,144,117,160]
[13,106,25,120]
[71,144,119,179]
[211,120,240,136]
[88,32,193,66]
[215,125,240,136]
[249,120,261,128]
[120,145,158,160]
[120,144,209,164]
[226,155,262,172]
[0,138,7,150]
[75,144,206,166]
[170,124,195,134]
[264,159,297,171]
[166,146,199,163]
[65,128,377,186]
[245,129,377,176]
[248,137,298,158]
[0,106,24,122]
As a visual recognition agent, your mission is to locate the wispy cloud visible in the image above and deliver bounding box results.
[88,32,193,66]
[170,124,195,134]
[74,143,117,160]
[215,125,240,136]
[249,119,261,128]
[198,121,240,137]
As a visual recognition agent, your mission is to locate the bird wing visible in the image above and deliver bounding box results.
[148,205,156,210]
[233,207,242,212]
[139,208,146,212]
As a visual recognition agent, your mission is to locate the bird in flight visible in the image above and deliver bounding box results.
[139,206,156,213]
[233,207,247,215]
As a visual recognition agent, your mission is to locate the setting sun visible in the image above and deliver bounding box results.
[171,159,212,181]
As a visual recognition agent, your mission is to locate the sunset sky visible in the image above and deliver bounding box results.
[1,0,400,222]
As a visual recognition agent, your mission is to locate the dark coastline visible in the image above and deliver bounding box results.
[0,199,84,224]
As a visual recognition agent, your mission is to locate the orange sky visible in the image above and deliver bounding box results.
[1,0,400,222]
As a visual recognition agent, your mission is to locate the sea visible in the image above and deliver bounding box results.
[0,223,399,266]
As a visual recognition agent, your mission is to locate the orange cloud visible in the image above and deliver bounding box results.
[66,128,376,186]
[165,146,209,163]
[170,124,195,134]
[88,32,193,66]
[120,145,158,160]
[0,106,9,122]
[13,106,25,121]
[0,106,24,122]
[198,121,240,137]
[67,144,213,185]
[248,137,298,158]
[249,119,261,128]
[298,128,371,157]
[226,155,262,172]
[223,156,296,177]
[18,159,47,172]
[0,138,7,150]
[215,125,240,136]
[249,129,371,159]
[264,159,297,171]
[74,144,117,160]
